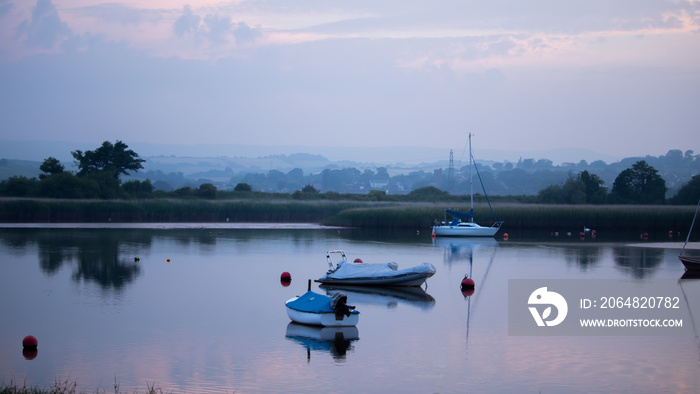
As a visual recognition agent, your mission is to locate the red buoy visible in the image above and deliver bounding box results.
[461,275,475,297]
[280,271,292,287]
[503,233,509,240]
[669,230,674,238]
[22,335,38,349]
[461,275,475,289]
[354,258,363,264]
[431,233,436,239]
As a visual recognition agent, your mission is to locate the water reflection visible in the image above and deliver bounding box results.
[679,276,700,323]
[432,237,499,266]
[563,246,602,270]
[613,246,664,278]
[1,229,151,291]
[320,285,435,310]
[285,323,359,362]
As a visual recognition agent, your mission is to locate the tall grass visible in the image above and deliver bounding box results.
[0,198,366,223]
[1,199,696,233]
[0,378,164,393]
[323,203,699,232]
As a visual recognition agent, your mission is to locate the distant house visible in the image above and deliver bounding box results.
[370,180,388,190]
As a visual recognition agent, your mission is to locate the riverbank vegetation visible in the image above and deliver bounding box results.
[0,378,163,394]
[1,198,696,234]
[1,141,698,204]
[0,141,698,232]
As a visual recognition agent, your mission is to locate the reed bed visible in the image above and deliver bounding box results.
[0,199,696,234]
[323,203,698,233]
[0,378,163,394]
[0,198,366,223]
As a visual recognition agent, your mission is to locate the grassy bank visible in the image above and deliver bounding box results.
[0,198,696,234]
[0,379,163,394]
[0,198,366,223]
[321,203,697,233]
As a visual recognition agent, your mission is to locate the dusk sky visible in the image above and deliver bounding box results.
[1,0,699,163]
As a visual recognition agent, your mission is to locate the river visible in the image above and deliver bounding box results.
[1,224,698,393]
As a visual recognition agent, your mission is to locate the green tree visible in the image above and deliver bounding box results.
[408,186,449,200]
[537,171,607,204]
[560,175,586,204]
[670,174,700,205]
[122,179,154,198]
[368,189,387,201]
[39,173,99,199]
[301,184,319,193]
[610,160,666,204]
[87,171,123,199]
[537,184,566,204]
[197,183,217,199]
[71,141,145,181]
[174,186,194,197]
[234,183,252,192]
[0,176,38,197]
[579,170,607,204]
[39,157,65,179]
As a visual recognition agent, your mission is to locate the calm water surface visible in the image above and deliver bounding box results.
[0,225,699,393]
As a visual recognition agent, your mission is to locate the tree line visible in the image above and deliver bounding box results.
[0,141,698,205]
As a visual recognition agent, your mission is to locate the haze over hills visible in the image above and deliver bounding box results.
[2,139,695,197]
[0,139,621,169]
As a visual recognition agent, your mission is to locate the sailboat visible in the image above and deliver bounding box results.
[432,133,503,237]
[679,199,700,271]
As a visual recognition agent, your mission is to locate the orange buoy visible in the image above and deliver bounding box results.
[591,230,597,238]
[167,258,170,263]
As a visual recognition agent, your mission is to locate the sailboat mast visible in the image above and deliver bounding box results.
[469,133,473,223]
[682,198,700,254]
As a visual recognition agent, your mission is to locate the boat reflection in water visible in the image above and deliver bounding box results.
[320,284,435,310]
[432,237,499,266]
[285,322,359,362]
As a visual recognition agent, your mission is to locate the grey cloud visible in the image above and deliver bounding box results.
[173,6,261,45]
[173,5,200,37]
[204,14,232,44]
[0,0,12,18]
[233,22,261,43]
[75,3,164,26]
[16,0,71,49]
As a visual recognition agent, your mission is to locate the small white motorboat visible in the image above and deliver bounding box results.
[315,250,436,287]
[285,288,359,327]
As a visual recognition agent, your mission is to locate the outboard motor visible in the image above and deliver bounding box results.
[330,292,355,320]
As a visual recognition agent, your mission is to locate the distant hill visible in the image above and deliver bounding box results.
[0,140,620,166]
[1,140,696,197]
[0,159,40,180]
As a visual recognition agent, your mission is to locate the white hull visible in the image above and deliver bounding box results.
[317,255,436,287]
[316,272,433,286]
[286,297,360,327]
[432,224,500,237]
